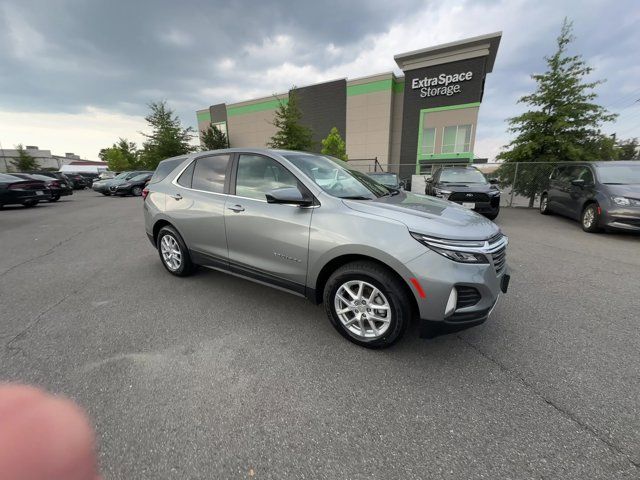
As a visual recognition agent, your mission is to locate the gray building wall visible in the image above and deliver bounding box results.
[294,80,346,153]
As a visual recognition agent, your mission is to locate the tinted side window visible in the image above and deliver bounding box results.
[578,167,594,184]
[177,161,195,188]
[192,155,230,193]
[149,158,185,184]
[235,154,298,200]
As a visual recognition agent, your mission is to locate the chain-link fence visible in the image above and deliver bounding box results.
[346,160,580,208]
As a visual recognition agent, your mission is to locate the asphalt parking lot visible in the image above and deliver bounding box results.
[1,191,639,479]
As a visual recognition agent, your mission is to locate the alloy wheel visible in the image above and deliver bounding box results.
[583,207,595,228]
[160,234,182,271]
[334,280,391,339]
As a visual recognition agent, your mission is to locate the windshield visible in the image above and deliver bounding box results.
[597,164,640,184]
[113,172,129,180]
[283,153,390,199]
[439,168,487,184]
[0,173,21,181]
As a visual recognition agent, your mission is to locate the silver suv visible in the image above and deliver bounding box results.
[143,149,510,348]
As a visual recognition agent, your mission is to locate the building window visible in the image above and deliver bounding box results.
[442,125,472,153]
[420,127,436,155]
[212,121,227,137]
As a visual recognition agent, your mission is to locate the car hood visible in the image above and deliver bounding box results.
[342,191,501,240]
[605,184,640,200]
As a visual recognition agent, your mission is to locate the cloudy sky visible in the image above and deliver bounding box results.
[0,0,638,160]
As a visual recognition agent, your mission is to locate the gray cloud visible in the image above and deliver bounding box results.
[1,0,638,158]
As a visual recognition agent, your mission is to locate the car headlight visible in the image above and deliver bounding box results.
[410,232,489,264]
[434,188,452,199]
[612,196,640,207]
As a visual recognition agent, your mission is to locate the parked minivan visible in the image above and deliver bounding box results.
[540,161,640,232]
[143,149,509,348]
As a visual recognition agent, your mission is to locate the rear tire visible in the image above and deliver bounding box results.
[23,200,38,208]
[49,195,60,202]
[157,225,196,276]
[132,186,142,196]
[581,203,601,233]
[323,261,410,348]
[540,193,551,215]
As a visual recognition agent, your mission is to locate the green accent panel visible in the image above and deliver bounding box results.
[419,102,481,113]
[227,98,288,117]
[196,110,211,123]
[347,79,393,96]
[392,79,404,93]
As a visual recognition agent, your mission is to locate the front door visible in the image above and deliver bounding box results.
[224,153,313,293]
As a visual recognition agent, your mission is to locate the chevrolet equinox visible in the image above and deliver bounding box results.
[143,149,510,348]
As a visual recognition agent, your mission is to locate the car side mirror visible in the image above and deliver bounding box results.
[489,178,499,185]
[265,187,312,206]
[425,176,433,182]
[571,179,585,188]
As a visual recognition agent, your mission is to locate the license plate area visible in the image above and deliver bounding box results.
[461,202,475,209]
[35,191,43,195]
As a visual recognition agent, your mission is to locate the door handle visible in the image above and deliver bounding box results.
[170,193,182,201]
[228,204,245,212]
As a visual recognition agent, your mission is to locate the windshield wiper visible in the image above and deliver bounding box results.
[603,182,628,185]
[340,195,373,200]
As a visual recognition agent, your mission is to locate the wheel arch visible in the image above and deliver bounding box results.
[152,219,177,246]
[310,253,419,319]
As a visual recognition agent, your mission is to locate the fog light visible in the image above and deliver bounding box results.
[444,287,457,317]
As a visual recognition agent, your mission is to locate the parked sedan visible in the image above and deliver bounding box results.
[11,173,73,202]
[0,173,50,208]
[112,173,153,196]
[92,171,151,195]
[64,173,89,189]
[425,166,501,220]
[540,161,640,232]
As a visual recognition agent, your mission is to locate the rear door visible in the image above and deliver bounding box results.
[546,166,565,211]
[164,153,232,267]
[224,153,313,293]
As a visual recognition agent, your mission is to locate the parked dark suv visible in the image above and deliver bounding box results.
[540,161,640,232]
[425,166,501,220]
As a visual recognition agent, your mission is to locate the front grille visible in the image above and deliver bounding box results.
[492,247,507,274]
[456,286,481,309]
[449,192,490,203]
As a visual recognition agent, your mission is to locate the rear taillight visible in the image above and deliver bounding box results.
[50,181,60,187]
[142,188,149,200]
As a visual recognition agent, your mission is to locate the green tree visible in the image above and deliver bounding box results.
[201,124,229,150]
[10,144,39,171]
[140,101,195,169]
[268,90,314,151]
[320,127,348,160]
[497,19,617,206]
[103,147,130,172]
[615,137,639,159]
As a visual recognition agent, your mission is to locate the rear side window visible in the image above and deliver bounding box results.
[148,157,185,184]
[192,154,231,193]
[177,161,195,188]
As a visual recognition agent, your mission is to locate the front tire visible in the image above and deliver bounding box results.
[540,193,551,215]
[157,226,196,276]
[323,261,410,348]
[101,192,110,196]
[581,203,601,233]
[485,206,500,220]
[23,200,38,208]
[49,195,60,202]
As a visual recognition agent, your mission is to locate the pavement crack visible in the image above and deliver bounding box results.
[456,334,640,471]
[1,222,112,276]
[5,292,73,355]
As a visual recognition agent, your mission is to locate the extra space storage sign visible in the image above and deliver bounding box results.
[411,71,473,98]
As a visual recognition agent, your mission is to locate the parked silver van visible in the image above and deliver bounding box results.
[143,149,509,348]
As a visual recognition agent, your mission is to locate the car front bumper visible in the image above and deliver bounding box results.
[601,205,640,231]
[403,248,509,338]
